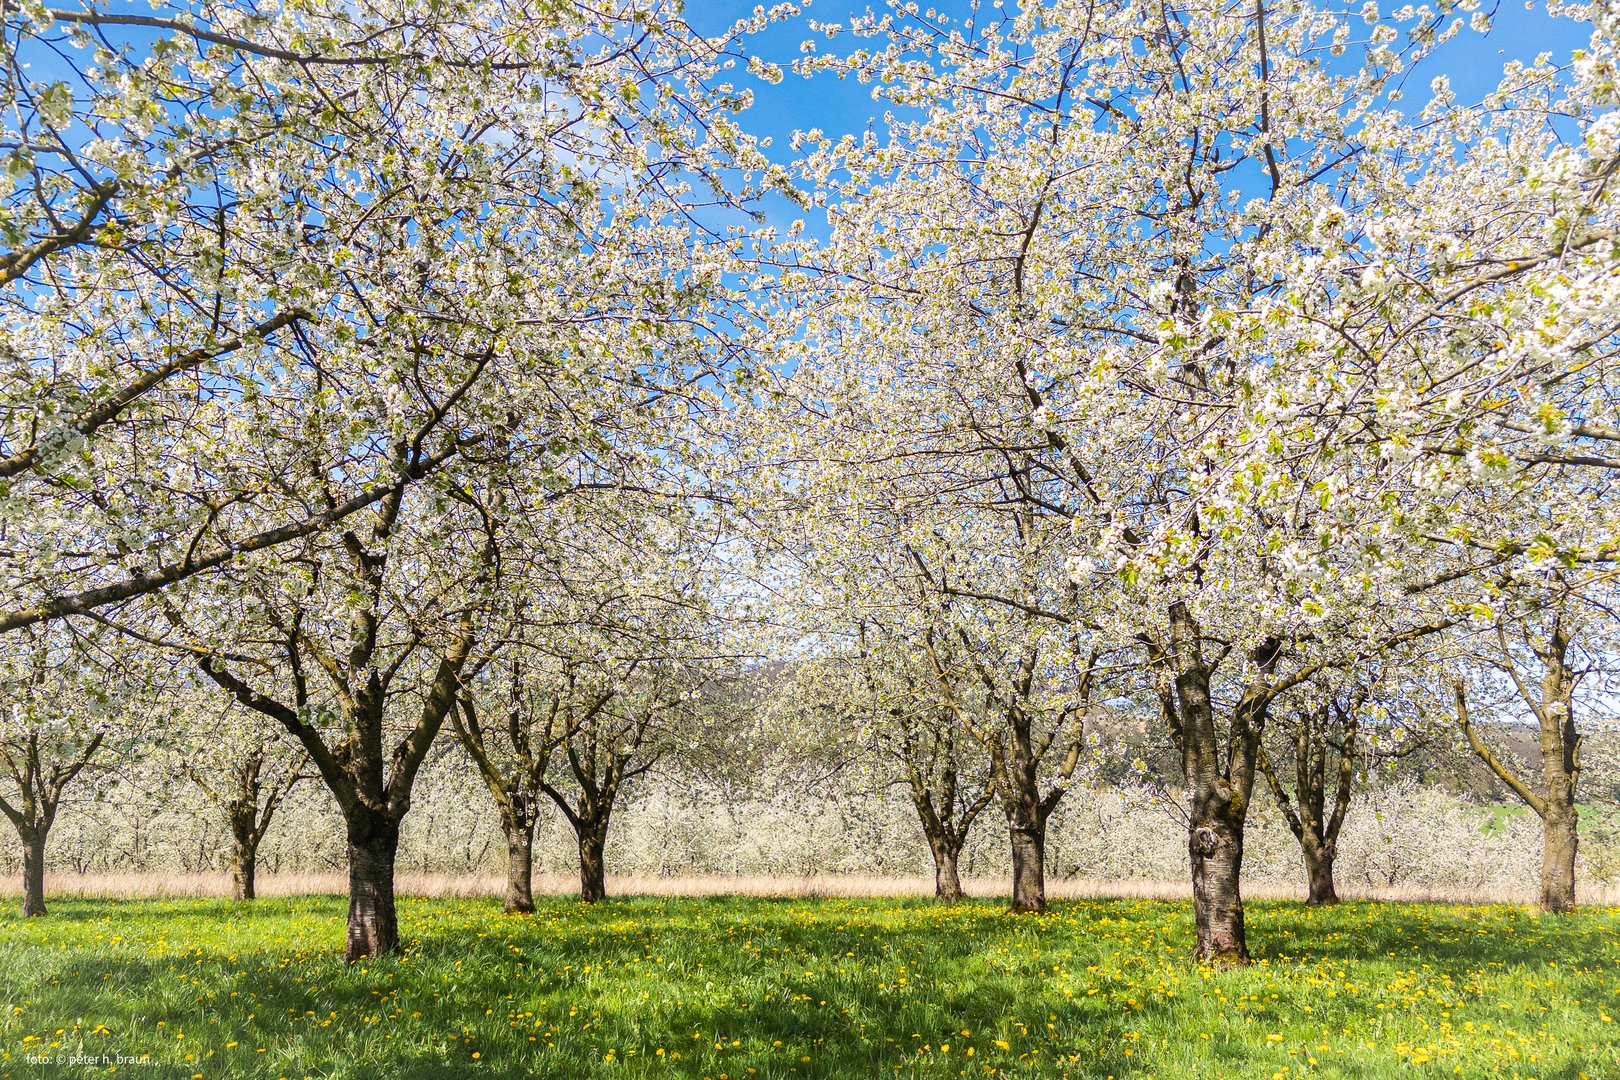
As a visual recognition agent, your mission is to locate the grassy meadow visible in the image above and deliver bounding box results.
[0,894,1615,1079]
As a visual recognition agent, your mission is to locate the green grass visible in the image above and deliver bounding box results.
[1474,802,1619,838]
[1,894,1616,1079]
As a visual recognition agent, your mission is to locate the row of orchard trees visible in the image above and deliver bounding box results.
[741,0,1620,969]
[1,460,747,945]
[2,0,1619,968]
[0,0,781,960]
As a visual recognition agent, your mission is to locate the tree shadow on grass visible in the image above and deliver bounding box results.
[0,895,1615,1078]
[1244,898,1620,970]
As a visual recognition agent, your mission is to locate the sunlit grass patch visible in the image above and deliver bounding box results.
[0,894,1614,1078]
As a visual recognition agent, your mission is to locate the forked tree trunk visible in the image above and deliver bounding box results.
[1456,620,1583,915]
[504,817,536,914]
[190,514,477,965]
[1007,817,1046,914]
[1166,602,1271,966]
[215,748,300,903]
[1190,803,1248,965]
[577,823,607,904]
[448,692,543,915]
[910,787,982,904]
[997,718,1059,915]
[2,734,97,920]
[1258,695,1361,908]
[19,824,47,918]
[346,815,401,962]
[1302,836,1338,907]
[544,771,624,907]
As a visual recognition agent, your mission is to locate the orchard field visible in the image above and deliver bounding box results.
[8,2,1620,1080]
[1,893,1616,1080]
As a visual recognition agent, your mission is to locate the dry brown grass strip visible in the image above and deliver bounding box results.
[1,871,1615,907]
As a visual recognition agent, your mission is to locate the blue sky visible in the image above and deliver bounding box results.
[684,0,1600,159]
[14,0,1601,253]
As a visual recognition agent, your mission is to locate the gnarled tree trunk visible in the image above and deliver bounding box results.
[903,756,990,905]
[227,796,270,903]
[1537,636,1579,913]
[988,674,1081,915]
[1258,692,1362,908]
[449,687,551,917]
[1189,794,1248,964]
[2,730,101,920]
[541,724,645,908]
[191,745,300,904]
[1542,807,1578,913]
[908,601,1091,918]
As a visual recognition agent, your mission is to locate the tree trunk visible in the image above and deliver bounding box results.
[345,816,401,962]
[1455,652,1583,915]
[1007,818,1046,914]
[230,814,259,902]
[1190,805,1248,966]
[1168,602,1262,965]
[19,824,47,918]
[1538,631,1579,914]
[231,839,258,902]
[577,824,606,904]
[1302,837,1338,907]
[930,838,964,903]
[1541,805,1578,914]
[504,818,536,914]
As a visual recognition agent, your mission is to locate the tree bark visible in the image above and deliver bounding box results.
[345,815,401,962]
[577,823,607,904]
[186,492,480,963]
[996,712,1057,914]
[2,731,98,920]
[1190,807,1248,965]
[1166,602,1267,966]
[19,824,47,918]
[543,772,625,907]
[230,838,258,902]
[1007,817,1046,914]
[1538,634,1579,914]
[504,817,536,914]
[229,810,261,902]
[908,783,981,904]
[1302,836,1338,906]
[1542,805,1578,914]
[930,838,964,903]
